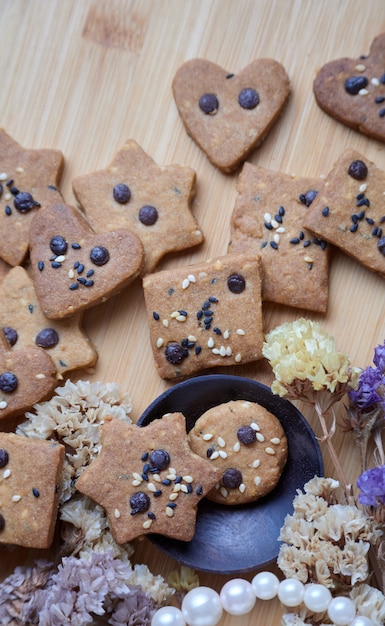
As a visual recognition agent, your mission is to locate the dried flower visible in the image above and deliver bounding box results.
[0,560,54,625]
[357,466,385,508]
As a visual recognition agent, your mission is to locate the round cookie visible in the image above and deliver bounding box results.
[188,399,288,505]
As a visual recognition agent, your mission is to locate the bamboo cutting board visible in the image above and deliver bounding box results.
[1,1,385,624]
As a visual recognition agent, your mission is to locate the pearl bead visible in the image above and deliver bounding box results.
[219,578,256,615]
[251,571,280,600]
[348,617,375,626]
[303,583,332,613]
[181,586,223,626]
[151,606,186,626]
[277,578,305,607]
[327,596,356,625]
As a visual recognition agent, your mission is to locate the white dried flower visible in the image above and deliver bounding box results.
[350,583,385,625]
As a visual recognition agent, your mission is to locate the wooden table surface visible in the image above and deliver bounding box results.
[2,0,385,623]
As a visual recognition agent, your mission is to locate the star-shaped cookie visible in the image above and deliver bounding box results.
[0,331,57,421]
[29,203,144,319]
[0,266,98,377]
[72,140,203,275]
[75,413,220,544]
[0,128,64,267]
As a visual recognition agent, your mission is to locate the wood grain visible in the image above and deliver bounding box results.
[1,1,385,624]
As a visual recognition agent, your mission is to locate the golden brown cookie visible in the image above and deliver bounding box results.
[303,149,385,277]
[72,140,203,275]
[313,33,385,141]
[0,431,64,548]
[29,203,144,319]
[172,58,290,173]
[75,413,220,544]
[142,253,264,379]
[0,128,64,267]
[229,163,329,312]
[0,266,97,378]
[188,400,288,505]
[0,332,57,421]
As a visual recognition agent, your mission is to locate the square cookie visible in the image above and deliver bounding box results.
[303,149,385,277]
[0,432,64,548]
[142,253,264,379]
[229,163,329,312]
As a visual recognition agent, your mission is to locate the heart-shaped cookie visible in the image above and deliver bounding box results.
[172,58,290,173]
[29,203,144,319]
[0,333,57,421]
[313,33,385,141]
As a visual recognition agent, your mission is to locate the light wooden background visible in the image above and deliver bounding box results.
[1,1,385,624]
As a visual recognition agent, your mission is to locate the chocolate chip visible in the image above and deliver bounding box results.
[130,491,150,513]
[139,205,158,226]
[0,449,9,467]
[113,183,131,204]
[199,93,219,114]
[348,160,368,180]
[50,235,68,255]
[344,76,368,95]
[0,514,5,532]
[35,328,59,349]
[299,189,318,207]
[90,246,110,266]
[3,327,18,347]
[237,425,257,445]
[0,372,18,393]
[227,273,246,294]
[165,342,186,364]
[238,88,259,109]
[14,191,39,213]
[149,449,170,470]
[222,468,243,489]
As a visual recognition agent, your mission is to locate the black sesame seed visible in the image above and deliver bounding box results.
[174,475,182,484]
[141,452,149,462]
[32,487,40,498]
[187,484,193,493]
[278,206,285,216]
[71,242,81,249]
[141,472,149,481]
[206,448,213,458]
[196,310,203,320]
[69,283,79,290]
[139,205,158,226]
[10,186,19,195]
[3,327,18,347]
[350,223,359,233]
[303,240,311,247]
[35,328,59,349]
[357,210,365,220]
[90,245,110,266]
[153,490,162,497]
[274,214,283,223]
[348,160,368,180]
[376,96,385,103]
[142,463,150,473]
[161,479,171,486]
[201,300,210,310]
[378,237,385,255]
[226,73,234,79]
[270,241,278,249]
[129,491,150,512]
[38,260,44,271]
[356,198,369,208]
[213,327,222,335]
[77,263,85,274]
[85,280,94,287]
[0,449,9,467]
[28,304,33,314]
[77,277,87,285]
[264,222,273,230]
[227,273,246,293]
[203,310,213,317]
[199,93,219,114]
[322,207,330,217]
[209,296,218,303]
[5,179,13,187]
[86,269,94,277]
[5,206,11,216]
[167,502,177,509]
[196,485,203,496]
[238,88,259,109]
[366,217,375,225]
[344,75,368,95]
[178,309,188,316]
[261,241,268,248]
[113,183,131,204]
[195,345,202,355]
[222,468,243,489]
[165,342,186,364]
[0,372,18,392]
[299,231,304,240]
[380,108,385,118]
[290,237,300,244]
[51,261,62,269]
[148,511,156,519]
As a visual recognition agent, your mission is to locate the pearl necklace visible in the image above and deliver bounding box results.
[151,571,375,626]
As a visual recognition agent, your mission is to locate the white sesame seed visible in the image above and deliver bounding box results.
[114,508,121,518]
[182,278,190,289]
[226,346,232,356]
[166,507,174,517]
[210,451,220,460]
[0,401,7,410]
[15,167,24,173]
[188,274,196,283]
[274,233,280,244]
[0,172,8,180]
[55,255,66,263]
[276,226,285,233]
[68,269,75,278]
[188,335,197,342]
[233,441,241,452]
[241,401,251,407]
[223,329,230,339]
[5,193,11,200]
[183,475,193,483]
[359,183,367,192]
[265,447,275,455]
[220,487,228,498]
[173,483,182,492]
[133,472,142,481]
[212,348,220,355]
[162,319,169,327]
[355,63,366,71]
[252,459,261,468]
[143,518,153,528]
[256,433,265,442]
[219,345,227,357]
[170,311,179,318]
[254,476,261,486]
[3,469,11,478]
[180,484,189,493]
[251,422,260,431]
[132,479,141,486]
[203,433,213,441]
[218,437,226,447]
[239,483,246,493]
[36,373,47,380]
[219,450,227,459]
[304,256,314,263]
[169,492,179,500]
[152,474,161,482]
[207,337,215,348]
[167,473,177,481]
[372,77,380,85]
[12,495,21,502]
[359,88,369,95]
[176,315,187,322]
[264,212,271,223]
[270,437,281,445]
[234,353,242,363]
[156,337,164,348]
[271,219,279,228]
[199,271,208,278]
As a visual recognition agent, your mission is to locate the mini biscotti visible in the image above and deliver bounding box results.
[172,58,290,173]
[142,253,264,379]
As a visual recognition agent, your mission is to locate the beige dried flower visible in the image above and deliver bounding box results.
[350,583,385,625]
